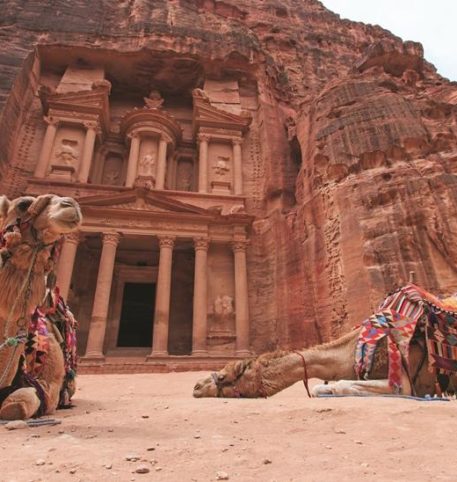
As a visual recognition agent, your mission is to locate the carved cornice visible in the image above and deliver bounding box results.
[158,235,176,249]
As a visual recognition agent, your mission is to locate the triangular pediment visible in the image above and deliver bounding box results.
[193,96,252,133]
[50,90,107,107]
[78,189,211,216]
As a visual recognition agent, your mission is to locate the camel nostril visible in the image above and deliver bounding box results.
[60,200,74,208]
[194,383,202,390]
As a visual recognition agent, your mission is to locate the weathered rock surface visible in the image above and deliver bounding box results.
[0,0,456,348]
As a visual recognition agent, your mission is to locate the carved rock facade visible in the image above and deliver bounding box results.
[1,0,457,362]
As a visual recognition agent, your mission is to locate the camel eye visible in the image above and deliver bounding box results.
[17,199,32,212]
[218,374,225,382]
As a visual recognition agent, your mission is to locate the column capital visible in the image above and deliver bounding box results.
[198,133,210,143]
[83,120,98,130]
[158,235,176,249]
[194,237,209,251]
[102,231,121,246]
[232,239,249,253]
[127,131,140,141]
[44,115,58,126]
[64,231,82,245]
[232,137,243,147]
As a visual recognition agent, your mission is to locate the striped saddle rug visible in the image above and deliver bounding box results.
[355,283,457,392]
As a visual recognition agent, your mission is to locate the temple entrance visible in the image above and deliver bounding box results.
[117,282,155,347]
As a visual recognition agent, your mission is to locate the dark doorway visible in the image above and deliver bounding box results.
[117,282,155,347]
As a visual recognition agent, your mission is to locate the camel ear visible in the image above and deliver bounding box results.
[27,194,54,217]
[0,196,10,219]
[233,360,249,377]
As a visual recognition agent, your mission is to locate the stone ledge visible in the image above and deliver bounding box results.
[78,355,249,374]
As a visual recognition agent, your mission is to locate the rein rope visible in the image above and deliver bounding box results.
[294,351,311,397]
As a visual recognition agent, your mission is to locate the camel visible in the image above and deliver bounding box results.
[194,286,457,399]
[0,194,82,420]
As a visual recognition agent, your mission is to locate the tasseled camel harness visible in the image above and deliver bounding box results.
[0,213,62,415]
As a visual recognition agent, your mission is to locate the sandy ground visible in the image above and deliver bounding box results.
[0,373,456,482]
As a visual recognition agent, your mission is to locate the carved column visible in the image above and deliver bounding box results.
[125,133,141,187]
[232,138,243,195]
[84,232,120,359]
[150,236,175,357]
[198,134,209,193]
[192,237,209,355]
[56,231,81,301]
[78,121,98,183]
[156,137,168,190]
[232,240,250,356]
[34,116,58,178]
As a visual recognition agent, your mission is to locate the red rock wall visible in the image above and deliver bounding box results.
[1,0,456,350]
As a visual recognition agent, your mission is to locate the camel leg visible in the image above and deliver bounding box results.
[312,379,398,397]
[0,387,40,420]
[0,332,65,420]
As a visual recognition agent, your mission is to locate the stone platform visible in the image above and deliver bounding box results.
[78,354,247,374]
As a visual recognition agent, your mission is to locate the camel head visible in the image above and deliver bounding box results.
[193,359,259,398]
[193,351,292,398]
[0,194,82,244]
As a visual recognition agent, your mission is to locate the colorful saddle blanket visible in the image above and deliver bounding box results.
[355,284,457,392]
[21,288,78,409]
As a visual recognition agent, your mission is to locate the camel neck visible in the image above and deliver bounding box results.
[260,332,358,396]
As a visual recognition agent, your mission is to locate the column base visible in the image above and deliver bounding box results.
[81,353,106,363]
[146,351,169,360]
[191,350,208,356]
[235,349,251,357]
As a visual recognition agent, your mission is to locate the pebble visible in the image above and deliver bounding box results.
[194,434,201,439]
[155,467,163,472]
[69,468,77,474]
[125,454,141,462]
[135,465,150,474]
[146,447,155,451]
[216,471,229,480]
[263,458,272,464]
[141,415,149,419]
[5,420,28,430]
[36,459,46,466]
[105,463,113,470]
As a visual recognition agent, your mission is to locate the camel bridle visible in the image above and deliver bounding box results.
[294,351,311,397]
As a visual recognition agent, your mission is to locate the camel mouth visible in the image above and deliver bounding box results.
[49,208,82,233]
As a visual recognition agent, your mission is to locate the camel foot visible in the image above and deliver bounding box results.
[0,387,41,420]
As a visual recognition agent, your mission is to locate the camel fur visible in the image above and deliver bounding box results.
[0,194,81,420]
[193,327,444,399]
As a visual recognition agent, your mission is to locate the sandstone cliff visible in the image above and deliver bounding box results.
[1,0,456,351]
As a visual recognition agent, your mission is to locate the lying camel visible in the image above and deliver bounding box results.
[0,194,82,419]
[193,330,433,398]
[194,286,456,398]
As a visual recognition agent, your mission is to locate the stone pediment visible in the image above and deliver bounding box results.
[193,90,252,134]
[78,189,210,216]
[40,83,111,130]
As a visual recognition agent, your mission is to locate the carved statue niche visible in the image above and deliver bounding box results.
[102,153,123,186]
[55,139,79,167]
[176,158,194,191]
[144,90,164,109]
[138,152,156,177]
[214,295,234,318]
[212,156,231,177]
